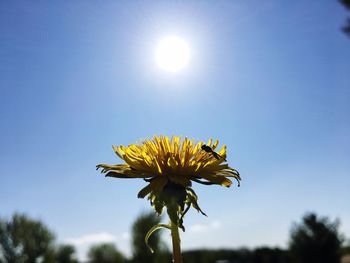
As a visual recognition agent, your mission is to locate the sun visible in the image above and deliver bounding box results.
[155,36,190,72]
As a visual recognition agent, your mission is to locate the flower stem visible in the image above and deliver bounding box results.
[170,220,182,263]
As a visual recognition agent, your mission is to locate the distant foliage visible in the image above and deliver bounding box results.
[130,212,170,263]
[253,247,290,263]
[182,248,250,263]
[182,248,290,263]
[87,243,125,263]
[289,213,343,263]
[0,213,55,263]
[340,0,350,36]
[55,244,78,263]
[1,212,348,263]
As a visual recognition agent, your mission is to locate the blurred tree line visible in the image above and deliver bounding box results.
[0,212,349,263]
[0,212,169,263]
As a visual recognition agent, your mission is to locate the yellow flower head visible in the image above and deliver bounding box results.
[97,135,240,226]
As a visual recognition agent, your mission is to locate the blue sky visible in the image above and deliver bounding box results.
[1,0,349,260]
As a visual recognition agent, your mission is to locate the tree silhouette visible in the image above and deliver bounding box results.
[130,211,170,263]
[87,243,125,263]
[340,0,350,36]
[55,244,78,263]
[289,213,343,263]
[0,213,55,263]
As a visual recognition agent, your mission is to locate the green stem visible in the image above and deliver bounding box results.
[170,220,182,263]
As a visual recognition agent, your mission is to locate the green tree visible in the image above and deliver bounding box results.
[55,244,78,263]
[87,243,125,263]
[340,0,350,36]
[0,213,55,263]
[130,211,170,263]
[289,213,343,263]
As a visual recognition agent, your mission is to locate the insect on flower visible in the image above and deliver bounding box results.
[201,144,227,161]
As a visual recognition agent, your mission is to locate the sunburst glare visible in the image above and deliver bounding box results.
[155,36,190,72]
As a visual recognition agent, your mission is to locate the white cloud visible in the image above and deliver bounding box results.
[64,232,131,262]
[189,224,208,233]
[121,232,131,240]
[188,220,222,233]
[65,232,117,246]
[211,220,221,229]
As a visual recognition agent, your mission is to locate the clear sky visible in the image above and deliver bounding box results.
[1,0,349,260]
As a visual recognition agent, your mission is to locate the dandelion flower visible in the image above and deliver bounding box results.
[97,135,240,263]
[97,135,239,214]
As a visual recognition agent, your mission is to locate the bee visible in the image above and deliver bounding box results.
[201,144,226,161]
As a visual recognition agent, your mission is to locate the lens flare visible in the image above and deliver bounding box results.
[155,36,190,72]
